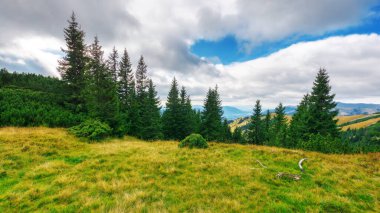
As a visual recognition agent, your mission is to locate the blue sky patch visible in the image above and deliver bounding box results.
[190,4,380,65]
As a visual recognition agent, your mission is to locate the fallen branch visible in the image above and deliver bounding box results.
[276,172,301,181]
[298,158,307,172]
[256,160,267,168]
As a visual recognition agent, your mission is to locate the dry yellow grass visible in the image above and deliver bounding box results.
[0,127,379,212]
[336,115,368,125]
[229,114,378,132]
[341,117,380,131]
[229,114,292,132]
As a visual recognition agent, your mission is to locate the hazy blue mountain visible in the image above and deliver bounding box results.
[336,102,380,115]
[162,102,380,121]
[192,105,251,120]
[282,103,380,116]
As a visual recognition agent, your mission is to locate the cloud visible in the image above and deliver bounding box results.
[210,34,380,107]
[0,36,63,77]
[0,1,379,106]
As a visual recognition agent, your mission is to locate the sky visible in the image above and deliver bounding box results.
[1,0,380,108]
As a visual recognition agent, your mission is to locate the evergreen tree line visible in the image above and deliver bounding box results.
[0,13,379,152]
[244,69,379,153]
[0,12,233,142]
[57,13,162,140]
[57,13,235,141]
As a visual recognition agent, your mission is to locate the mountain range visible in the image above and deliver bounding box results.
[192,102,380,120]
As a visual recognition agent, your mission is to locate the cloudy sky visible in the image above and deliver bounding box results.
[1,0,380,108]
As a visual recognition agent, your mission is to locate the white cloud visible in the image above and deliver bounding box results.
[0,1,379,107]
[0,36,63,77]
[209,34,380,108]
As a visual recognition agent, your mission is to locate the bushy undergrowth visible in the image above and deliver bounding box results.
[179,133,208,149]
[0,88,83,127]
[68,119,112,141]
[295,132,380,154]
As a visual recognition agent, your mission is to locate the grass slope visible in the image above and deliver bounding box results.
[230,114,380,132]
[342,117,380,131]
[0,127,379,212]
[229,114,291,132]
[336,115,368,125]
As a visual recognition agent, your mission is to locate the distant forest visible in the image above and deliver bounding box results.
[0,13,379,153]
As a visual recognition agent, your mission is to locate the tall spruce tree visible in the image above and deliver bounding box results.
[107,46,119,82]
[232,127,244,144]
[201,86,224,141]
[308,69,339,137]
[248,100,264,144]
[289,94,311,147]
[139,79,162,140]
[85,36,119,131]
[58,12,87,112]
[117,49,134,134]
[134,56,149,136]
[118,49,134,108]
[193,109,202,134]
[136,56,148,99]
[271,103,287,146]
[162,78,181,139]
[263,110,272,142]
[222,119,233,142]
[178,86,195,139]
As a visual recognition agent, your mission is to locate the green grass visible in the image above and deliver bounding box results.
[0,127,379,212]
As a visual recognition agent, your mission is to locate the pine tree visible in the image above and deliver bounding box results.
[232,127,244,144]
[118,49,134,109]
[118,49,135,134]
[162,78,181,139]
[248,100,264,144]
[139,79,162,140]
[57,12,87,112]
[201,86,224,141]
[308,68,339,137]
[222,119,233,142]
[134,56,149,136]
[289,94,311,147]
[193,109,202,134]
[107,46,119,82]
[85,36,119,131]
[135,56,148,99]
[271,103,288,146]
[178,87,196,139]
[263,110,272,141]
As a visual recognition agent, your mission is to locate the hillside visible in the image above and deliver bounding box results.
[229,113,380,132]
[341,117,380,131]
[0,127,379,212]
[217,102,380,120]
[229,114,292,132]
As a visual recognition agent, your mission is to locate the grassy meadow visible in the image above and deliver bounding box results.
[0,127,379,212]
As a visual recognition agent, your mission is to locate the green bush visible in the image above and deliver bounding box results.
[179,134,208,149]
[296,134,350,154]
[69,119,112,141]
[0,88,83,127]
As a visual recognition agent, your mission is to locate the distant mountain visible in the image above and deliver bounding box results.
[336,102,380,115]
[192,105,251,120]
[170,102,380,121]
[278,103,380,116]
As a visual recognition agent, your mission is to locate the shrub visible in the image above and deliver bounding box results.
[179,134,208,149]
[297,134,349,154]
[69,119,112,141]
